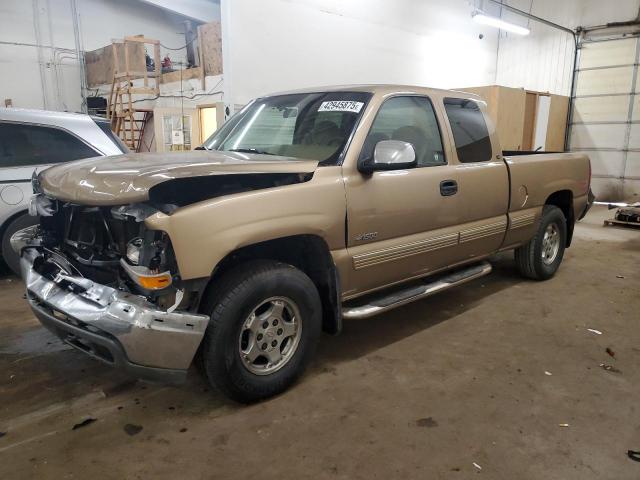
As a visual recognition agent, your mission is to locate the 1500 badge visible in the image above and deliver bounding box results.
[355,232,378,241]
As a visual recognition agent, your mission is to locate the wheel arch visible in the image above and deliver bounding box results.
[200,234,342,335]
[0,208,30,239]
[545,190,574,247]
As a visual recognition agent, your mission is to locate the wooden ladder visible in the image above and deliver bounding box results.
[107,36,160,152]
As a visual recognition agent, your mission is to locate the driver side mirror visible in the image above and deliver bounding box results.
[359,140,417,174]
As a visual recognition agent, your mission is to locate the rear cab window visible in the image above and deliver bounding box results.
[0,121,100,168]
[443,97,493,163]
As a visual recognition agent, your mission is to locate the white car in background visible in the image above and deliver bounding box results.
[0,108,128,275]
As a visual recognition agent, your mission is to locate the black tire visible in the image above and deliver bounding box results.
[199,260,322,403]
[514,205,567,281]
[1,213,39,277]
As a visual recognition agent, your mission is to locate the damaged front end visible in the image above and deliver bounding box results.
[15,194,209,382]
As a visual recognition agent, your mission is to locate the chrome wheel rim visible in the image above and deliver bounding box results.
[541,223,560,265]
[238,296,302,375]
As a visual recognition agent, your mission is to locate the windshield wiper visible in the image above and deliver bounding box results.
[194,145,210,150]
[228,148,276,155]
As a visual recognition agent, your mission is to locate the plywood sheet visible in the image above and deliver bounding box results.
[522,92,537,151]
[464,85,526,150]
[85,43,146,87]
[160,67,203,84]
[495,86,526,150]
[545,94,569,151]
[199,21,222,76]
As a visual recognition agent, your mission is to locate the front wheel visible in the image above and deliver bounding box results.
[199,260,322,403]
[514,205,567,280]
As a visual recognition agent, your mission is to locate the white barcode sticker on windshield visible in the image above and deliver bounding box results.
[318,101,364,113]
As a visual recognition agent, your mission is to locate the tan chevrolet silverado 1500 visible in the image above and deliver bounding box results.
[14,85,592,402]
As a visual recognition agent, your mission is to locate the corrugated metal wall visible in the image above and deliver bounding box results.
[496,22,574,96]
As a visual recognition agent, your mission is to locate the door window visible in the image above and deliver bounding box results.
[443,98,492,163]
[360,96,446,167]
[0,122,100,167]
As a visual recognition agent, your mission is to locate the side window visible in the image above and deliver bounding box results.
[443,97,492,163]
[0,122,99,168]
[360,96,446,167]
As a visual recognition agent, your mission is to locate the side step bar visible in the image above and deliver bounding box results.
[342,261,492,319]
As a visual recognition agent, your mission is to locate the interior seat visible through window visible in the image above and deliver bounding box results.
[307,120,342,146]
[358,95,446,167]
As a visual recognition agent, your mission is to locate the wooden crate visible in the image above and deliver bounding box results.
[460,85,569,152]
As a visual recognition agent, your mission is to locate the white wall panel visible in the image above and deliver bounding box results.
[495,24,573,95]
[626,125,640,150]
[496,0,640,198]
[625,152,640,179]
[579,38,637,68]
[591,177,625,199]
[570,32,640,200]
[571,124,627,149]
[575,66,634,96]
[573,96,631,123]
[586,150,625,177]
[495,0,640,96]
[622,179,640,197]
[224,0,499,104]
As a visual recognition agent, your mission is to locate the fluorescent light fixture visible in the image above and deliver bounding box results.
[472,11,530,36]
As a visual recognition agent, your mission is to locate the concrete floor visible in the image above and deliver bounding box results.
[1,205,639,479]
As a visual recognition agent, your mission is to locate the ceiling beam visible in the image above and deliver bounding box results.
[137,0,219,23]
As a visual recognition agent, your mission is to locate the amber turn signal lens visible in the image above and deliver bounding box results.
[137,273,172,290]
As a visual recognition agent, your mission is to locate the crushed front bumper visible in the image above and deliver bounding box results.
[21,248,210,383]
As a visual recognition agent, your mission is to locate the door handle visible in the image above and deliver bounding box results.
[440,179,458,196]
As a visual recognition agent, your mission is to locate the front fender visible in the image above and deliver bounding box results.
[145,167,346,280]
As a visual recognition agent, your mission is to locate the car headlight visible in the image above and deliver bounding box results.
[126,237,143,265]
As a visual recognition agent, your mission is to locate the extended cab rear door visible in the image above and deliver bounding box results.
[440,97,509,260]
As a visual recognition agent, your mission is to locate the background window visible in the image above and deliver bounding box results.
[360,96,446,167]
[162,115,192,151]
[0,122,99,168]
[443,98,492,163]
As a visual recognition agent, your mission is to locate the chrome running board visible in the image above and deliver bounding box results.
[342,261,492,319]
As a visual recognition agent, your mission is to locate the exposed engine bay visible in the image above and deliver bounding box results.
[24,167,316,314]
[27,194,189,311]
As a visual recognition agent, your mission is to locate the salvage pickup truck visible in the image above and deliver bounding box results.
[14,85,592,402]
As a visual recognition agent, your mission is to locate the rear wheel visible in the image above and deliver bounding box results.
[2,213,38,277]
[199,260,322,403]
[514,205,567,280]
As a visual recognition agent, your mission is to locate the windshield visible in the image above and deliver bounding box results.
[203,91,372,165]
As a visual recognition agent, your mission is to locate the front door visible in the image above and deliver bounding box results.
[343,95,462,298]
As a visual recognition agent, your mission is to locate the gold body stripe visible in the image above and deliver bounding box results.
[459,220,507,244]
[353,217,509,270]
[353,232,459,270]
[509,212,536,230]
